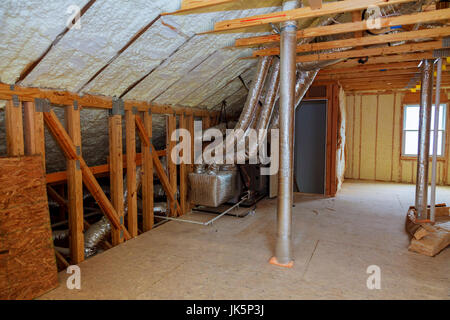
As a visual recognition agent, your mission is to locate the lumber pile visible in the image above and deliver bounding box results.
[0,156,58,299]
[405,205,450,257]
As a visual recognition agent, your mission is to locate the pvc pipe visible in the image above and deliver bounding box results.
[430,58,442,223]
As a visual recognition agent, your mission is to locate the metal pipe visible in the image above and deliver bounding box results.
[415,59,434,220]
[430,58,442,223]
[274,0,300,267]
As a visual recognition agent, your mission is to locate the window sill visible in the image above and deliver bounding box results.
[401,156,446,161]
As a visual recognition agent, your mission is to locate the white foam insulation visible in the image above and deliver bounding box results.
[21,0,178,91]
[0,0,89,84]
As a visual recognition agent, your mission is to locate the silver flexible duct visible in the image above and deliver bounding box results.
[415,59,434,220]
[248,58,281,159]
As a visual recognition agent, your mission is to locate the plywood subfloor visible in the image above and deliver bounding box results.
[41,180,450,300]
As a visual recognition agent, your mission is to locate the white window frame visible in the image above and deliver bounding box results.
[402,104,447,157]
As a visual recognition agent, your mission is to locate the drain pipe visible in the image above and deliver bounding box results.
[271,0,300,268]
[430,58,442,223]
[415,59,434,220]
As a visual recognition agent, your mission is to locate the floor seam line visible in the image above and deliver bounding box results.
[302,239,320,280]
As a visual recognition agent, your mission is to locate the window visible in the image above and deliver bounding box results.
[402,104,447,157]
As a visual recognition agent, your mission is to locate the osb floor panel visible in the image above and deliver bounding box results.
[41,180,450,300]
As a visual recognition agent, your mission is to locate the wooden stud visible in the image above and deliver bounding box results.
[43,110,131,240]
[234,8,450,47]
[166,114,177,217]
[142,112,154,231]
[65,103,84,263]
[125,110,138,238]
[109,114,124,245]
[23,101,37,155]
[151,142,183,217]
[213,0,413,32]
[5,100,24,156]
[179,113,187,215]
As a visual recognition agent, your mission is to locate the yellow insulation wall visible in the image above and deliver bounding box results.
[345,92,450,185]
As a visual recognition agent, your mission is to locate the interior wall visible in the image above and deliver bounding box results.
[345,92,450,186]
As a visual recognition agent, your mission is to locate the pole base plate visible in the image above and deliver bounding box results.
[269,257,294,268]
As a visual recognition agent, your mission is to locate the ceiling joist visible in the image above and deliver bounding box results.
[210,0,414,33]
[296,40,445,63]
[234,7,450,48]
[253,27,450,57]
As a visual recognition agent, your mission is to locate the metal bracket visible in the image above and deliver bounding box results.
[120,230,124,239]
[73,100,79,111]
[110,98,124,116]
[34,98,51,112]
[120,216,124,225]
[75,145,81,156]
[10,84,15,91]
[132,106,138,115]
[443,36,450,48]
[76,160,81,171]
[12,95,20,107]
[148,109,152,116]
[433,48,450,58]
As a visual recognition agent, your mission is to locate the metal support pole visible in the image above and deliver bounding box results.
[272,0,300,268]
[415,59,434,220]
[430,58,442,223]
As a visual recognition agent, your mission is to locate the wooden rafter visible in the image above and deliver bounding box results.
[162,0,237,15]
[325,52,435,68]
[296,40,445,63]
[234,8,450,48]
[253,27,450,57]
[210,0,414,33]
[320,61,421,74]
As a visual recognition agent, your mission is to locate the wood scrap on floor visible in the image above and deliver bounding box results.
[405,204,450,257]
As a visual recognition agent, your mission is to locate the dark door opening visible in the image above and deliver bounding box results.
[294,100,327,194]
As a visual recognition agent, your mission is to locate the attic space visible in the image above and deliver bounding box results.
[0,0,449,302]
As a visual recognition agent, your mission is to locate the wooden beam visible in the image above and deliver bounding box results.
[325,52,435,68]
[179,113,187,216]
[5,100,24,156]
[45,150,166,185]
[296,40,444,63]
[65,103,84,263]
[43,110,131,240]
[162,0,236,15]
[109,113,124,245]
[135,115,150,146]
[23,102,37,156]
[234,7,450,47]
[142,112,154,231]
[125,110,138,238]
[316,68,420,80]
[151,142,183,217]
[0,84,218,117]
[320,61,421,74]
[166,114,177,217]
[213,0,414,32]
[254,27,450,57]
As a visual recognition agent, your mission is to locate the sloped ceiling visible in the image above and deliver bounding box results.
[0,0,284,110]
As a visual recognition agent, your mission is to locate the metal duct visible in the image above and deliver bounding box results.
[248,58,280,159]
[274,0,300,267]
[430,58,443,223]
[235,56,273,132]
[52,229,69,242]
[415,59,434,220]
[84,216,111,258]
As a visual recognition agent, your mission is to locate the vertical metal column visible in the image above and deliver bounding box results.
[415,59,434,220]
[272,0,300,267]
[430,58,442,223]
